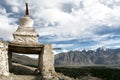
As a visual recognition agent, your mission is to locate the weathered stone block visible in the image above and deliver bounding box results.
[38,44,57,79]
[0,40,9,76]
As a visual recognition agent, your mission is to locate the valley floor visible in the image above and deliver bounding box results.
[3,63,120,80]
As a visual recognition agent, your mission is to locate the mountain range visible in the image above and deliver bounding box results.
[12,47,120,66]
[55,47,120,66]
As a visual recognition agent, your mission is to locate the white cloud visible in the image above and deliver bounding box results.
[11,6,19,13]
[0,6,7,15]
[34,0,120,43]
[0,0,120,50]
[53,49,68,54]
[53,44,73,48]
[0,14,17,40]
[16,53,38,59]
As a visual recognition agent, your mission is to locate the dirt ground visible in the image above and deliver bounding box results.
[8,63,42,80]
[2,63,102,80]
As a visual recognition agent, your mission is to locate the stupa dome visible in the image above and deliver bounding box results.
[19,16,34,27]
[12,3,39,44]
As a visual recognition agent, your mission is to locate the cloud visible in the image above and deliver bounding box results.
[0,14,17,40]
[11,6,19,13]
[0,0,120,51]
[29,0,120,52]
[35,0,120,41]
[0,5,6,14]
[53,44,73,49]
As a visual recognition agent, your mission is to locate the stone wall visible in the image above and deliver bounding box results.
[0,40,9,76]
[38,44,57,79]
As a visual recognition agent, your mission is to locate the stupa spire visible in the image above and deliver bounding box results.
[25,3,29,16]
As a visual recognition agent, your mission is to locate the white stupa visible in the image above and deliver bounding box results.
[8,3,57,79]
[13,3,39,44]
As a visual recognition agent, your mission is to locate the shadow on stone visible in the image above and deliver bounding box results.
[12,63,36,75]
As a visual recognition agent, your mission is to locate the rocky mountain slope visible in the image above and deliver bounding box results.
[55,48,120,66]
[12,47,120,66]
[12,53,38,67]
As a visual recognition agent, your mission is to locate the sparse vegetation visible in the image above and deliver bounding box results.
[55,66,120,80]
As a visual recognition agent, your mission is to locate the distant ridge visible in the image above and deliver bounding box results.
[12,47,120,66]
[12,53,38,67]
[55,47,120,66]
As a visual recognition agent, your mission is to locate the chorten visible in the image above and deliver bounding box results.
[8,3,57,80]
[13,3,39,44]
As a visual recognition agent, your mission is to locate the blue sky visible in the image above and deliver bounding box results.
[0,0,120,54]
